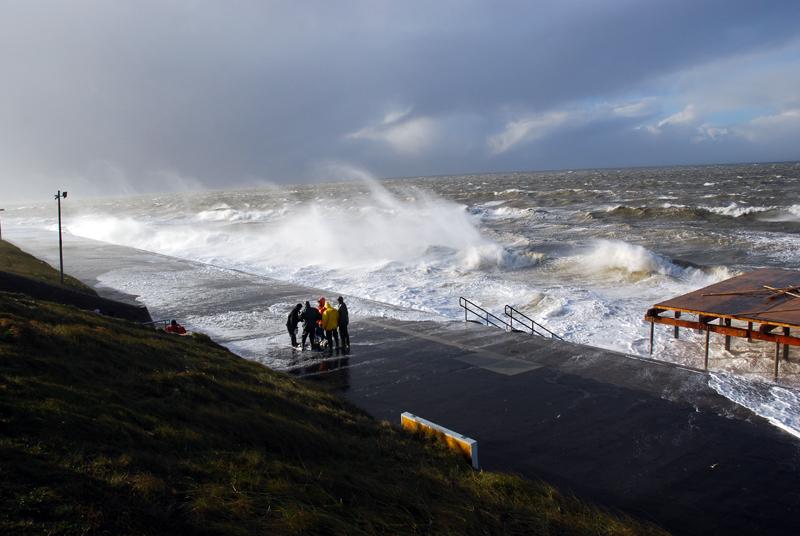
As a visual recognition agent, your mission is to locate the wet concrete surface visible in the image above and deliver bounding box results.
[8,229,800,535]
[294,324,800,535]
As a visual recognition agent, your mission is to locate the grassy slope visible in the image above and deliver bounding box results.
[0,240,97,295]
[0,244,667,535]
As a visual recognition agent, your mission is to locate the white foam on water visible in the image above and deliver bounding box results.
[708,373,800,440]
[194,206,289,222]
[703,202,774,218]
[64,182,530,276]
[759,204,800,222]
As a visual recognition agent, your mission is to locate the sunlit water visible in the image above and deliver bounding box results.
[7,162,800,437]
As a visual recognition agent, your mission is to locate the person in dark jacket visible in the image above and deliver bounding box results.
[286,303,302,348]
[337,296,350,350]
[301,301,322,350]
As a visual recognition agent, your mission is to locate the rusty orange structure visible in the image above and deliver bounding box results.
[645,268,800,380]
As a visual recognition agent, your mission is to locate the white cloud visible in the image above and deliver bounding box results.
[612,98,657,118]
[637,40,800,144]
[487,111,572,154]
[487,97,660,154]
[346,109,439,155]
[693,124,730,142]
[734,108,800,142]
[663,40,800,115]
[381,107,413,125]
[653,104,696,130]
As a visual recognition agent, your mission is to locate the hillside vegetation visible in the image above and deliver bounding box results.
[0,240,96,295]
[0,242,667,535]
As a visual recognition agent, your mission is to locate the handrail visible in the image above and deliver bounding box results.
[141,319,171,329]
[504,305,564,340]
[458,297,512,331]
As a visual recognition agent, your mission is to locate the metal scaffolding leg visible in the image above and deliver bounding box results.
[783,328,790,360]
[724,318,731,350]
[704,329,710,371]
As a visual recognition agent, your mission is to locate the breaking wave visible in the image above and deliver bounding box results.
[65,181,537,277]
[567,240,733,283]
[195,205,289,223]
[590,203,800,223]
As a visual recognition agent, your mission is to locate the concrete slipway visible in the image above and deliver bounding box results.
[11,229,800,535]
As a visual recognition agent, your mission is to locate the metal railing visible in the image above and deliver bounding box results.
[457,297,564,340]
[141,319,172,329]
[504,305,563,340]
[458,297,512,331]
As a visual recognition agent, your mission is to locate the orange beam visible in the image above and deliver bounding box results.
[645,314,800,347]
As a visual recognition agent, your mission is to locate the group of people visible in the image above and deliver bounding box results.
[286,296,350,352]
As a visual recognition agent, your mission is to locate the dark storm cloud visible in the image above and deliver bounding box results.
[1,1,799,201]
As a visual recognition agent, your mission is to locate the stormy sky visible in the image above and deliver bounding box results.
[2,1,800,201]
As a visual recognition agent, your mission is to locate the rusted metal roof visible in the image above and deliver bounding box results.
[654,268,800,328]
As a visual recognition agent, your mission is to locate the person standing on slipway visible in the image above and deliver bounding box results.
[301,301,322,350]
[337,296,350,350]
[286,303,302,348]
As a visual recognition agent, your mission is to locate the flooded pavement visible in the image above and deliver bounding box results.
[7,227,800,535]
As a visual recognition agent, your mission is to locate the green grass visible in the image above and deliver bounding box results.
[0,293,667,535]
[0,240,97,295]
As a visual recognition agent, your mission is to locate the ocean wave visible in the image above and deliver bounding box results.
[589,203,800,223]
[471,203,559,222]
[567,240,733,283]
[64,181,538,279]
[590,205,713,221]
[580,240,683,278]
[493,188,530,195]
[195,205,288,222]
[702,202,774,218]
[485,206,535,220]
[757,204,800,222]
[461,245,545,271]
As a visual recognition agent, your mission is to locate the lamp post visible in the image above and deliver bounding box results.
[54,190,68,284]
[0,208,4,240]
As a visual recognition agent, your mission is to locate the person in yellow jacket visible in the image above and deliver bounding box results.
[321,302,340,352]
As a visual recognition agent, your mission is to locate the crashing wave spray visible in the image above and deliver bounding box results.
[64,178,529,276]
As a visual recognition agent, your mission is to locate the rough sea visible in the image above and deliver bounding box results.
[6,162,800,437]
